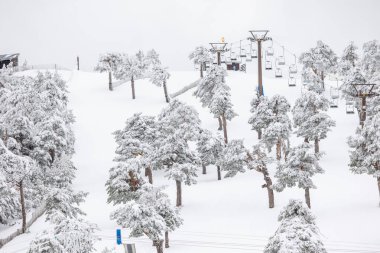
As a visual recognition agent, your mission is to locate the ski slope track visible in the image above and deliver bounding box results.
[1,69,379,253]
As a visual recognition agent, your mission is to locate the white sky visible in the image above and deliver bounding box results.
[1,0,379,70]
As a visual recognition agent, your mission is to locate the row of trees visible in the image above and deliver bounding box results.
[0,70,98,252]
[95,50,171,102]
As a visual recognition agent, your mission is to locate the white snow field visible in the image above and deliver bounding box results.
[1,68,380,253]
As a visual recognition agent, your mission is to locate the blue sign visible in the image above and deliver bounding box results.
[116,229,122,245]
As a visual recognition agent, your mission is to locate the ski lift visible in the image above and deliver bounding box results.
[330,98,338,108]
[275,68,282,78]
[266,47,274,57]
[221,54,226,64]
[277,46,285,65]
[231,51,237,62]
[346,101,355,114]
[240,48,246,58]
[288,76,296,86]
[246,52,252,62]
[289,54,297,74]
[252,49,258,58]
[265,60,272,70]
[330,87,339,99]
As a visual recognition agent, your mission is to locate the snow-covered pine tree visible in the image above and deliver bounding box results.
[0,170,20,224]
[193,65,227,131]
[196,129,224,179]
[114,54,143,99]
[248,95,273,140]
[106,158,147,205]
[348,112,380,206]
[148,186,183,248]
[94,53,122,91]
[246,144,275,208]
[111,185,170,253]
[0,140,36,233]
[29,218,99,253]
[292,90,335,153]
[262,95,292,161]
[113,113,158,183]
[209,84,237,143]
[361,40,380,82]
[146,49,161,67]
[149,64,171,103]
[153,100,202,206]
[339,41,359,77]
[189,46,213,78]
[263,199,327,253]
[219,139,247,178]
[299,40,338,92]
[274,143,323,208]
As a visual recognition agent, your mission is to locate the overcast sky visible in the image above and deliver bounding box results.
[0,0,379,71]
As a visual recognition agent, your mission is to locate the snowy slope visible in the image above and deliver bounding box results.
[1,69,380,253]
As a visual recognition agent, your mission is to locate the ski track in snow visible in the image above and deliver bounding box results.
[1,68,380,253]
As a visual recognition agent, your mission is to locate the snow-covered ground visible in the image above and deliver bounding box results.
[1,68,380,253]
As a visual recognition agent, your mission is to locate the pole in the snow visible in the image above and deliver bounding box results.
[210,39,228,66]
[77,56,80,70]
[248,30,271,97]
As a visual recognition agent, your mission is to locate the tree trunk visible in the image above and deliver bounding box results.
[304,137,309,143]
[314,137,319,154]
[108,71,113,91]
[145,167,153,184]
[276,139,281,161]
[163,80,170,103]
[19,180,26,233]
[217,166,221,180]
[202,164,206,175]
[176,180,182,207]
[131,76,136,99]
[155,240,164,253]
[262,169,274,208]
[377,177,380,207]
[258,129,262,140]
[218,117,223,131]
[305,187,311,208]
[222,114,228,144]
[165,231,169,248]
[200,63,203,78]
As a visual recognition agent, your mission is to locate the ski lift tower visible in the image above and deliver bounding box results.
[351,83,378,127]
[248,30,272,96]
[210,38,228,66]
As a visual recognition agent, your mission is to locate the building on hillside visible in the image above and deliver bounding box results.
[0,53,19,69]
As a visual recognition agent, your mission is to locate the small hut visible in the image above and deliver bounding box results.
[0,53,19,69]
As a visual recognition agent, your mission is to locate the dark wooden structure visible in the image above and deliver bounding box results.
[0,53,19,69]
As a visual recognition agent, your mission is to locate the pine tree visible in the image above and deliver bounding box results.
[339,41,359,76]
[196,129,224,179]
[246,144,275,208]
[194,65,228,131]
[189,46,213,78]
[114,54,144,99]
[292,91,334,153]
[348,112,380,206]
[361,40,380,82]
[248,95,273,140]
[261,95,292,161]
[149,64,171,103]
[264,199,327,253]
[274,143,323,208]
[0,170,20,224]
[209,84,237,143]
[219,139,247,178]
[113,113,158,183]
[94,53,122,91]
[146,49,161,67]
[299,40,338,92]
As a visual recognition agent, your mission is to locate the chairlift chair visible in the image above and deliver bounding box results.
[275,68,282,78]
[266,47,274,57]
[246,53,252,62]
[289,64,297,74]
[221,54,226,64]
[265,60,272,70]
[278,56,285,65]
[240,48,246,58]
[346,101,355,114]
[330,98,338,108]
[225,56,232,64]
[288,76,296,87]
[252,49,258,58]
[231,52,237,62]
[330,87,339,99]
